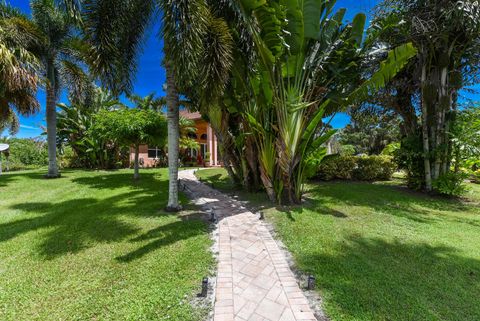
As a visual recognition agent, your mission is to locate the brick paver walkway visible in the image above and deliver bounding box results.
[179,169,317,321]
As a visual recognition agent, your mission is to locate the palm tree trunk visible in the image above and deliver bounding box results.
[421,63,432,192]
[134,144,140,180]
[433,66,448,180]
[165,61,181,211]
[46,60,59,178]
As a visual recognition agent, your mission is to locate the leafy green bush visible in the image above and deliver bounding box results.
[316,155,344,180]
[0,138,48,171]
[58,146,77,169]
[471,170,480,184]
[381,142,400,156]
[432,172,469,197]
[317,155,396,181]
[354,155,397,181]
[339,144,356,156]
[394,133,425,190]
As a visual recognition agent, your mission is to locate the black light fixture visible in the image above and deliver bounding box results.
[210,212,216,223]
[201,277,208,297]
[307,275,316,290]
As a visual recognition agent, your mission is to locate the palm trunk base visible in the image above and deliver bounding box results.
[165,205,183,212]
[44,172,61,179]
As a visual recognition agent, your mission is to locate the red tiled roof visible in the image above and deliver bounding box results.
[180,110,202,120]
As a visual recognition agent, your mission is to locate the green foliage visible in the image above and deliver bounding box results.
[471,169,480,184]
[220,0,416,203]
[432,172,469,197]
[93,108,167,148]
[395,133,425,190]
[0,137,47,170]
[451,103,480,171]
[303,147,328,180]
[0,3,41,132]
[316,155,356,180]
[317,154,396,181]
[56,88,125,169]
[354,155,397,181]
[57,145,76,169]
[339,144,356,156]
[340,107,402,155]
[381,142,400,156]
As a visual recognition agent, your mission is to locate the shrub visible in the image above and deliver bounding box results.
[317,155,356,180]
[58,146,77,169]
[316,155,396,181]
[381,142,400,156]
[432,172,469,197]
[394,133,425,190]
[339,144,356,156]
[354,155,397,181]
[470,169,480,184]
[0,138,48,171]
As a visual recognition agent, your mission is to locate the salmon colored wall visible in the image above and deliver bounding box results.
[129,118,221,168]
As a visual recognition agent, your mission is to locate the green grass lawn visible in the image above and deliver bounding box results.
[196,168,480,321]
[0,168,213,321]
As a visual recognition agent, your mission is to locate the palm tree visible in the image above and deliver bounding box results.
[179,115,200,153]
[28,0,91,178]
[186,0,417,203]
[0,3,42,135]
[82,0,212,211]
[128,93,164,111]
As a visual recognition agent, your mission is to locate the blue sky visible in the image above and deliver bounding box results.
[3,0,478,138]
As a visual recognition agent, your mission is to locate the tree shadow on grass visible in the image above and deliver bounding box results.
[2,169,209,261]
[116,213,208,263]
[71,171,165,190]
[0,171,56,187]
[302,181,478,225]
[300,236,480,321]
[3,192,146,259]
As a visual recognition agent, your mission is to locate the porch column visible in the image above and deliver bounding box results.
[213,130,218,166]
[208,124,213,165]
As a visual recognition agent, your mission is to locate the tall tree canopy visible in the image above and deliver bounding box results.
[367,0,480,192]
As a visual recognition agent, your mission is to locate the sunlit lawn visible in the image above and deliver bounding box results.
[196,168,480,321]
[0,168,213,321]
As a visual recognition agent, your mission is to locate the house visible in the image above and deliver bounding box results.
[129,111,221,167]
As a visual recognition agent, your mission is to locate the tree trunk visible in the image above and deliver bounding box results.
[46,60,59,178]
[433,66,448,180]
[421,64,432,192]
[165,61,181,211]
[259,165,276,203]
[133,144,140,180]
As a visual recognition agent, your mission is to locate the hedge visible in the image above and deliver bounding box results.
[316,155,397,181]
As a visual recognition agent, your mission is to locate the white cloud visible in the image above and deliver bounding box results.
[20,124,38,130]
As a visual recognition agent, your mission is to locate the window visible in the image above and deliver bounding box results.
[200,133,207,140]
[148,146,161,159]
[187,133,197,139]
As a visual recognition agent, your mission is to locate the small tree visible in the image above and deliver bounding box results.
[93,109,167,179]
